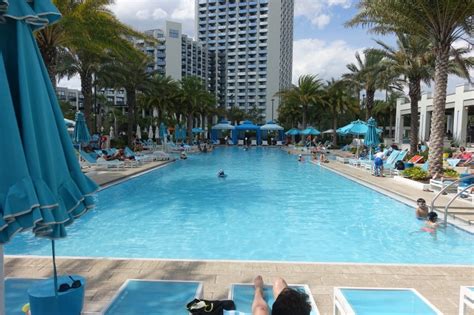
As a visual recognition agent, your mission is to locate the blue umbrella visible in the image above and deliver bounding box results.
[365,117,380,148]
[285,128,300,136]
[159,122,167,139]
[73,111,91,145]
[300,127,321,136]
[0,0,98,301]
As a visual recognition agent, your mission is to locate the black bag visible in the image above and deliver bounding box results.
[186,299,236,315]
[395,160,405,170]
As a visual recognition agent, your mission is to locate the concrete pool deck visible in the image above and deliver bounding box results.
[5,147,473,314]
[4,256,473,314]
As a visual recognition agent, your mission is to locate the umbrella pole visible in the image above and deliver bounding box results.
[52,240,58,296]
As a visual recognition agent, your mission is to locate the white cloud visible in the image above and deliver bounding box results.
[292,38,362,83]
[110,0,195,36]
[294,0,352,29]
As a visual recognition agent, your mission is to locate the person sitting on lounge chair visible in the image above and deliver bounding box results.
[455,146,473,166]
[252,276,311,315]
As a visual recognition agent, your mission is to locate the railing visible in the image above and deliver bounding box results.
[430,174,474,225]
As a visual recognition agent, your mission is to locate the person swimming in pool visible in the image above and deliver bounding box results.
[298,154,304,162]
[422,212,439,233]
[415,198,429,219]
[252,275,311,315]
[217,169,226,178]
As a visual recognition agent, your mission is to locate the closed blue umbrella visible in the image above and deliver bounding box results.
[0,0,98,302]
[365,117,380,147]
[73,111,91,145]
[159,122,167,139]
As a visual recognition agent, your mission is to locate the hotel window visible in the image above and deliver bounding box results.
[169,29,180,38]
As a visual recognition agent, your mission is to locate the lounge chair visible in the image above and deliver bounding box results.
[79,151,125,170]
[447,158,461,167]
[408,155,424,164]
[262,140,268,146]
[336,156,349,164]
[251,139,257,146]
[228,283,319,315]
[334,287,442,315]
[383,150,409,175]
[238,139,244,145]
[459,286,474,315]
[6,278,44,315]
[276,141,282,146]
[101,280,203,315]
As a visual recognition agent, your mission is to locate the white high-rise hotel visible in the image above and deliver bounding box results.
[196,0,294,121]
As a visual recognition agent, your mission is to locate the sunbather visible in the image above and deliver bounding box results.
[252,276,311,315]
[455,146,473,166]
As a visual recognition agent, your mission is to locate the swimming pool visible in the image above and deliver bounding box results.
[6,147,474,264]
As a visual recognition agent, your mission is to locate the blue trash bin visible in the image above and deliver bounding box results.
[28,275,85,315]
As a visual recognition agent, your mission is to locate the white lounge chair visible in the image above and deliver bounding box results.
[238,139,244,145]
[276,140,282,146]
[79,151,125,170]
[334,287,442,315]
[459,286,474,315]
[262,140,268,146]
[251,139,257,146]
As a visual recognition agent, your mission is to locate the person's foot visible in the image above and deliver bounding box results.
[254,275,264,292]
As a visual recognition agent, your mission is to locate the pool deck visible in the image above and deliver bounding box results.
[5,147,474,315]
[5,256,473,314]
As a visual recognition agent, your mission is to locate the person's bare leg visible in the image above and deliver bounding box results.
[252,275,269,315]
[273,277,289,300]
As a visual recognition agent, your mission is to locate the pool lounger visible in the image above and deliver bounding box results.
[334,287,442,315]
[459,286,474,315]
[6,277,45,315]
[227,283,319,315]
[101,279,203,315]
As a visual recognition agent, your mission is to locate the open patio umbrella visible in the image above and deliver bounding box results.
[300,127,321,136]
[136,124,142,140]
[0,0,98,310]
[285,128,300,136]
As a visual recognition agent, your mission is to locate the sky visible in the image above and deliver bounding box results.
[59,0,472,96]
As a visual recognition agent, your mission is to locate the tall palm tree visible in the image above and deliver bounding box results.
[375,35,473,154]
[347,0,474,175]
[99,51,153,146]
[140,74,180,123]
[37,0,146,129]
[179,76,209,143]
[343,49,386,120]
[277,75,323,129]
[323,79,359,145]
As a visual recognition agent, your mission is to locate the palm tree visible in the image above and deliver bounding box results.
[179,76,210,143]
[140,74,180,123]
[277,75,323,129]
[323,79,359,145]
[37,0,146,129]
[347,0,474,175]
[99,51,153,146]
[375,34,473,154]
[343,49,386,120]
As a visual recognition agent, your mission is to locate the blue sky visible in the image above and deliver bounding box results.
[59,0,470,95]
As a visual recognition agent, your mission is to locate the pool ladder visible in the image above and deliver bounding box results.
[430,174,474,225]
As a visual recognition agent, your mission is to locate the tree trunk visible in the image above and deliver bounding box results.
[388,107,393,138]
[428,49,450,176]
[365,89,375,120]
[127,89,136,147]
[302,106,307,129]
[80,69,94,132]
[332,115,338,145]
[408,78,421,154]
[37,29,57,89]
[187,112,194,144]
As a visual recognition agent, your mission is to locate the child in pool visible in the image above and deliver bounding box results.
[422,212,439,233]
[415,198,429,219]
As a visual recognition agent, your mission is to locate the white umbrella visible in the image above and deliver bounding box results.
[109,126,114,139]
[155,126,160,139]
[322,129,335,134]
[148,125,154,140]
[136,124,142,139]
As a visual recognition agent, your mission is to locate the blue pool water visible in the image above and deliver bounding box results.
[6,148,474,264]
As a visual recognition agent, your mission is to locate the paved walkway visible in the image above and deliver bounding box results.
[5,256,473,314]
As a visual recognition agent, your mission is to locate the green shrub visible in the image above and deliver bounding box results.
[402,167,429,181]
[443,168,459,178]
